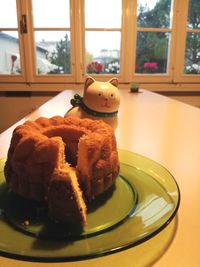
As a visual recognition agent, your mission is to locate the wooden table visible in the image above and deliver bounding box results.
[0,89,200,267]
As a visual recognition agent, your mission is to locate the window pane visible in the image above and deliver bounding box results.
[0,31,21,74]
[0,0,17,27]
[32,0,70,28]
[184,32,200,74]
[135,32,170,74]
[137,0,172,28]
[85,0,121,28]
[34,31,71,74]
[85,31,120,74]
[187,0,200,29]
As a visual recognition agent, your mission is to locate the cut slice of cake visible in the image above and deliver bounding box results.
[47,165,87,225]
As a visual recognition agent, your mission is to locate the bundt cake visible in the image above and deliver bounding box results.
[4,116,119,225]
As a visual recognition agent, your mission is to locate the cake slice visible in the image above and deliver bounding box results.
[47,165,87,225]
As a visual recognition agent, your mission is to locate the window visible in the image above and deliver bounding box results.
[0,0,199,89]
[136,0,172,74]
[32,0,71,75]
[30,0,75,83]
[0,0,24,82]
[184,0,200,75]
[84,0,121,75]
[174,0,200,83]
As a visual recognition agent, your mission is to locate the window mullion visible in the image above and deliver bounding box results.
[86,28,121,31]
[173,0,189,83]
[73,0,84,83]
[33,28,70,31]
[165,0,178,82]
[120,0,137,83]
[19,0,36,83]
[137,28,172,33]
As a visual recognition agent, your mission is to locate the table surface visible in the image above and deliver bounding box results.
[0,89,200,267]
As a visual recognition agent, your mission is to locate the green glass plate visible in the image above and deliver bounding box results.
[0,149,180,262]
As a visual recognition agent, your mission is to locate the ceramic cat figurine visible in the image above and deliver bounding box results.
[65,76,120,130]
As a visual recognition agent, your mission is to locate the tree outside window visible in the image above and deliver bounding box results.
[48,33,71,74]
[184,0,200,75]
[136,0,171,74]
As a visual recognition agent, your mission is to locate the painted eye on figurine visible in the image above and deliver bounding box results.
[98,93,101,96]
[111,94,114,97]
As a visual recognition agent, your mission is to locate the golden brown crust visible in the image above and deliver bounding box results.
[4,115,119,224]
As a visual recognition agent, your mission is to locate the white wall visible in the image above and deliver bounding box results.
[0,95,52,133]
[0,38,20,74]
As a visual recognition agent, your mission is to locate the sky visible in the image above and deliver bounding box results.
[0,0,159,28]
[0,0,159,57]
[138,0,157,9]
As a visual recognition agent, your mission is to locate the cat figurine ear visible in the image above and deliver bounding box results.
[108,77,118,88]
[84,76,95,91]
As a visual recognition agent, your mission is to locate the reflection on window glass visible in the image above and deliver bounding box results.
[85,0,121,28]
[85,31,121,74]
[137,0,172,28]
[34,31,71,74]
[0,0,17,27]
[32,0,70,28]
[184,33,200,74]
[187,0,200,29]
[0,31,21,75]
[135,32,170,74]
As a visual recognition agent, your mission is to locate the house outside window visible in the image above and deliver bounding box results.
[0,0,22,81]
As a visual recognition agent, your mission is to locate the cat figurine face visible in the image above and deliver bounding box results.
[65,76,120,130]
[83,76,120,113]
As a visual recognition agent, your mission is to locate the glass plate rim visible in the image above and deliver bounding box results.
[0,149,181,262]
